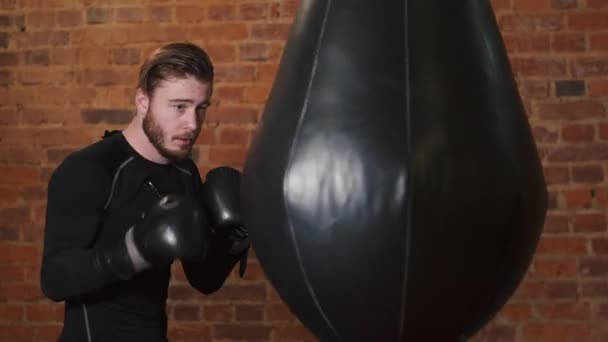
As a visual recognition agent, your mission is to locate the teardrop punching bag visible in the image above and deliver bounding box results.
[241,0,547,341]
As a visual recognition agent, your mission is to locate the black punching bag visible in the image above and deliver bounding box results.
[241,0,547,341]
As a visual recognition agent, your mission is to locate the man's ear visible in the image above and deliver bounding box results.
[135,88,150,117]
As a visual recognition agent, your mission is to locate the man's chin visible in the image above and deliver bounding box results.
[161,147,192,162]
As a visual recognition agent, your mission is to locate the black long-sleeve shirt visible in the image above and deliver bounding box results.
[41,131,240,342]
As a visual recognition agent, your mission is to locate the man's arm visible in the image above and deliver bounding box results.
[40,157,120,301]
[181,166,250,294]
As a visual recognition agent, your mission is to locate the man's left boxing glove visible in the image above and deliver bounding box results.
[202,166,250,276]
[95,194,210,280]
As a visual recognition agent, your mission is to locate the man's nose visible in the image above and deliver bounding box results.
[183,109,199,131]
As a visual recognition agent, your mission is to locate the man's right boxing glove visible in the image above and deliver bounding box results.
[95,194,211,280]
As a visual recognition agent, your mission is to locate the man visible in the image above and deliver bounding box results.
[40,42,249,342]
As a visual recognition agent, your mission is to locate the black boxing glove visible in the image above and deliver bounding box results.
[202,166,250,277]
[96,194,210,280]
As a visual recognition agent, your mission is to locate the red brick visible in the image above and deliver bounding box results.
[511,57,567,77]
[240,43,269,61]
[0,0,16,10]
[534,100,605,121]
[514,0,549,10]
[543,214,569,233]
[208,146,247,165]
[146,6,171,22]
[0,187,21,207]
[0,325,34,340]
[265,303,297,322]
[167,323,211,341]
[472,324,517,342]
[167,284,200,300]
[499,14,564,32]
[532,125,558,143]
[256,64,279,82]
[271,324,317,341]
[251,23,291,40]
[219,127,249,145]
[552,33,587,52]
[33,324,62,341]
[581,279,608,296]
[51,48,79,65]
[206,105,258,124]
[25,304,63,322]
[0,261,25,281]
[591,237,608,254]
[116,7,143,23]
[215,65,256,83]
[0,283,44,301]
[600,122,608,139]
[190,24,248,41]
[574,212,607,232]
[270,1,298,18]
[194,127,216,146]
[214,85,244,102]
[536,236,587,255]
[175,5,206,22]
[0,52,19,66]
[112,48,140,65]
[579,257,608,276]
[203,303,232,322]
[243,85,270,103]
[235,304,264,322]
[205,44,237,63]
[86,7,113,25]
[590,32,608,50]
[569,12,608,30]
[0,166,40,185]
[239,262,267,281]
[562,188,594,208]
[56,9,81,27]
[213,324,271,340]
[0,303,24,324]
[0,148,43,165]
[498,303,533,322]
[173,304,200,321]
[572,57,608,77]
[208,283,267,302]
[547,144,608,163]
[537,302,591,320]
[562,124,595,142]
[83,68,130,86]
[26,11,55,28]
[551,0,578,9]
[544,280,579,299]
[572,164,603,183]
[208,5,235,21]
[588,0,608,7]
[0,69,11,84]
[239,3,268,20]
[533,258,578,278]
[543,166,569,185]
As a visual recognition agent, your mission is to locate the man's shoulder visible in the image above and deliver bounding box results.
[56,131,132,180]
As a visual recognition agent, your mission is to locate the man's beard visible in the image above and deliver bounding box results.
[142,109,193,162]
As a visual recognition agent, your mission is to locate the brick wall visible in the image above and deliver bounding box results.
[0,0,606,341]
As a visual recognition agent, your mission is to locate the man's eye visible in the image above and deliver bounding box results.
[174,104,185,111]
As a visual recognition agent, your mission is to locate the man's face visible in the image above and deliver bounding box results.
[142,76,211,162]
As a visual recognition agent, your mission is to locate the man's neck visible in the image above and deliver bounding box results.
[122,120,170,165]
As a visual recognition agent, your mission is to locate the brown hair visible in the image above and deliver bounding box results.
[137,42,214,96]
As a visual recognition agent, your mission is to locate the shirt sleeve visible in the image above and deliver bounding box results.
[40,156,121,301]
